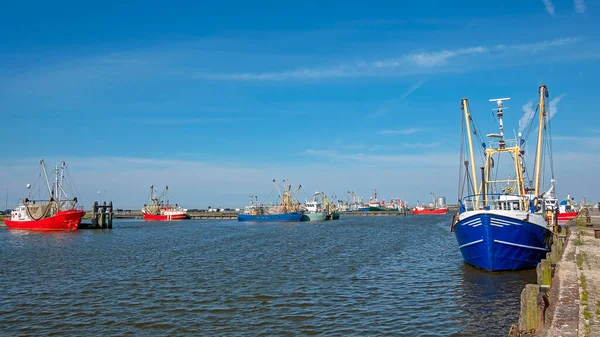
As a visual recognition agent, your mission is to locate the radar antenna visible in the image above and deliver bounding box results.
[487,97,510,148]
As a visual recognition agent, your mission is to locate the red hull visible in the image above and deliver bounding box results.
[142,213,187,221]
[3,210,85,231]
[412,208,449,215]
[557,212,578,221]
[547,211,578,224]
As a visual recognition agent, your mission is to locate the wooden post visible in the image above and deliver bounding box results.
[550,243,559,264]
[519,284,540,332]
[100,211,106,229]
[536,259,552,286]
[107,201,113,229]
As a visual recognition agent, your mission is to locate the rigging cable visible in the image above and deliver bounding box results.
[459,102,466,201]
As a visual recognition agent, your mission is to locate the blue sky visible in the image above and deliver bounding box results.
[1,0,599,209]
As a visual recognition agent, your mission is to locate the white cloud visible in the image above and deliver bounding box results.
[495,37,579,53]
[408,47,487,67]
[134,117,231,125]
[197,66,350,81]
[0,154,458,209]
[518,93,565,132]
[399,80,427,100]
[380,128,426,135]
[196,37,579,81]
[548,93,566,120]
[304,149,456,166]
[574,0,586,14]
[542,0,556,15]
[519,101,535,132]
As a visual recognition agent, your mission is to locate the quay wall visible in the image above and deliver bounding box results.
[508,208,600,336]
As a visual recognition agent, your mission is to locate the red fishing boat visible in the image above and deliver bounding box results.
[412,193,449,215]
[542,181,579,225]
[4,160,85,231]
[141,185,187,221]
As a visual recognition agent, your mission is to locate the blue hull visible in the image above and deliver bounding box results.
[454,213,553,271]
[237,212,304,222]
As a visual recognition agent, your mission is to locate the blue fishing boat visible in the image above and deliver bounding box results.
[238,212,304,222]
[451,86,554,271]
[238,180,304,222]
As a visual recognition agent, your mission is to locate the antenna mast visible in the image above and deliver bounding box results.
[487,97,510,149]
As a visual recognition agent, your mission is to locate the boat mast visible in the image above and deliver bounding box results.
[40,159,53,199]
[534,85,548,203]
[461,99,479,204]
[54,164,59,203]
[59,161,68,201]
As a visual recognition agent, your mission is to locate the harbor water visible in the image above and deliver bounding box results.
[0,215,535,336]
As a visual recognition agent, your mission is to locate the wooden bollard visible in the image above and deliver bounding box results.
[519,284,540,332]
[536,259,552,286]
[550,243,559,264]
[558,233,567,248]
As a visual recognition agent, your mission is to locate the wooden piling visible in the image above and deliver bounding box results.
[518,284,540,332]
[536,259,552,286]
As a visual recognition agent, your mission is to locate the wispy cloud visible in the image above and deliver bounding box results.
[380,128,427,135]
[408,47,486,67]
[367,107,388,119]
[399,80,426,99]
[548,93,566,120]
[196,66,349,81]
[518,93,565,131]
[134,117,231,125]
[305,149,456,166]
[543,0,556,15]
[519,101,535,132]
[574,0,586,14]
[495,37,579,53]
[196,37,579,81]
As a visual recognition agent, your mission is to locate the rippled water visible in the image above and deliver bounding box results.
[0,215,535,336]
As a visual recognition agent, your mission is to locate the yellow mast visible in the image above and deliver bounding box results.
[461,98,479,205]
[533,85,548,204]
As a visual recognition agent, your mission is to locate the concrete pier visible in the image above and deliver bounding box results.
[509,208,600,336]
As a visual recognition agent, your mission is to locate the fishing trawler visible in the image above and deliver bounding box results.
[4,160,85,231]
[302,192,327,221]
[413,193,449,214]
[542,183,579,225]
[238,180,304,222]
[141,185,187,220]
[368,189,385,211]
[386,198,407,211]
[348,191,369,212]
[558,194,579,223]
[451,86,554,271]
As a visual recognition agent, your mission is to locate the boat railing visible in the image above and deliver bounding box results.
[486,138,520,149]
[460,193,534,213]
